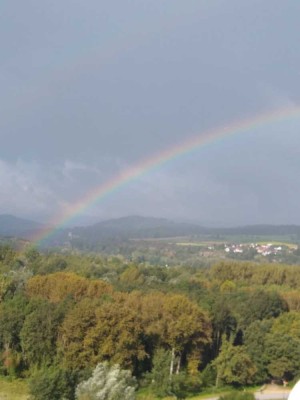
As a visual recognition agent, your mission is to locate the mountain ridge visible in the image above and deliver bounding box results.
[1,214,300,245]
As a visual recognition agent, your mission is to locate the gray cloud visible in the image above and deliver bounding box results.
[1,0,300,225]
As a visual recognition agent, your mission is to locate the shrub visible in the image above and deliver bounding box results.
[75,362,136,400]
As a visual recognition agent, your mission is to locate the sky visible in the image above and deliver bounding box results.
[1,0,300,226]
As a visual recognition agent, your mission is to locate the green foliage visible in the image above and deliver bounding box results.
[213,340,256,386]
[237,290,287,328]
[29,365,77,400]
[271,311,300,339]
[210,296,237,357]
[245,312,300,381]
[0,294,28,351]
[264,332,300,379]
[244,319,272,383]
[148,349,172,397]
[0,245,16,266]
[20,300,65,367]
[1,248,300,396]
[200,363,217,388]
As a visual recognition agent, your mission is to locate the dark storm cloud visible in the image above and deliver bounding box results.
[1,0,300,224]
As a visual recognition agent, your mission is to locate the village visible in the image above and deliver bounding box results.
[224,242,285,256]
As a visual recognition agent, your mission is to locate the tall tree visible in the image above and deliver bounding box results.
[142,293,211,376]
[58,298,98,370]
[84,294,146,371]
[20,300,64,367]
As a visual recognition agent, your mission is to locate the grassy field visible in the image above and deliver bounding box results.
[175,239,298,247]
[254,241,297,249]
[136,386,253,400]
[0,378,29,400]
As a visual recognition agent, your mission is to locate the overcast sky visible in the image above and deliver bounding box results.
[1,0,300,226]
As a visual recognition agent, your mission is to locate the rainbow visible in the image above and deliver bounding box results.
[33,105,300,246]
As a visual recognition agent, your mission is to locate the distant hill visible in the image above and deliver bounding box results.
[213,224,300,236]
[2,214,300,249]
[70,215,210,241]
[60,216,300,250]
[0,214,44,239]
[69,216,300,240]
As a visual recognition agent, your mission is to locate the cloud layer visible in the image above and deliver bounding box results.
[1,0,300,225]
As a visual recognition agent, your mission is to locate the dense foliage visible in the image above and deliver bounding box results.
[0,243,300,398]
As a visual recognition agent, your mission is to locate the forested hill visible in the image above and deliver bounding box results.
[68,216,300,239]
[2,214,300,247]
[70,215,210,239]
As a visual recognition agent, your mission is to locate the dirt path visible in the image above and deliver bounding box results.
[254,384,290,400]
[202,384,290,400]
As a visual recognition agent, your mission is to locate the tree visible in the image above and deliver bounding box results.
[163,295,211,375]
[58,298,98,370]
[270,311,300,339]
[141,293,211,376]
[26,272,113,303]
[148,348,172,397]
[210,296,237,358]
[75,362,136,400]
[264,332,300,380]
[244,319,272,383]
[0,295,27,352]
[0,245,16,266]
[236,290,287,329]
[20,300,64,367]
[213,340,256,387]
[0,294,28,376]
[29,366,77,400]
[84,295,146,371]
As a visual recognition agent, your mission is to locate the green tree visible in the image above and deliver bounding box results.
[213,340,256,387]
[210,296,237,358]
[148,349,172,397]
[264,332,300,380]
[142,293,211,376]
[20,300,64,367]
[29,366,77,400]
[0,295,27,351]
[270,311,300,339]
[236,290,287,329]
[244,319,272,383]
[0,245,16,267]
[0,294,28,376]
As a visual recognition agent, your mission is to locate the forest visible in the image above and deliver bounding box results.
[0,244,300,399]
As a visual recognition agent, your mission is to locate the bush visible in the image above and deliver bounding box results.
[75,362,136,400]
